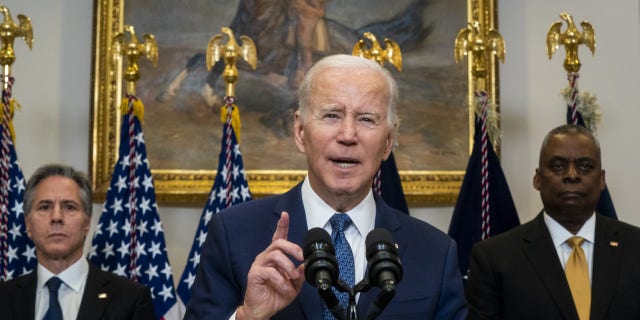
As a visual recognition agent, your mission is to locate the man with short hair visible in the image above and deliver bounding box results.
[0,163,155,320]
[465,124,640,320]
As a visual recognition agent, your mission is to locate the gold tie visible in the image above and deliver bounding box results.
[565,236,591,320]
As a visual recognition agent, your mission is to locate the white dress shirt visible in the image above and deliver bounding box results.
[544,212,596,280]
[35,258,89,320]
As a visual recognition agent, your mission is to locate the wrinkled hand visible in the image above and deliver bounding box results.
[237,211,305,320]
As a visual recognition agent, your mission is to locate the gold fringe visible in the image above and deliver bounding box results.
[561,87,601,133]
[220,104,242,143]
[1,99,21,145]
[120,97,145,123]
[473,95,501,148]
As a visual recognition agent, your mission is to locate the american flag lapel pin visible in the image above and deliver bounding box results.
[98,293,108,299]
[609,241,619,247]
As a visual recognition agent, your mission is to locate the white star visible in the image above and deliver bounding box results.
[10,200,23,217]
[6,246,18,262]
[8,223,22,240]
[145,263,159,281]
[22,245,36,263]
[197,230,207,248]
[88,244,98,259]
[94,222,103,236]
[230,186,240,202]
[183,272,196,289]
[139,197,151,216]
[232,164,240,181]
[203,210,214,226]
[115,175,128,192]
[142,175,154,192]
[114,263,127,277]
[241,185,251,201]
[135,241,147,257]
[151,219,163,237]
[158,284,174,302]
[148,241,162,259]
[161,262,173,280]
[133,153,143,167]
[110,198,124,214]
[106,220,119,237]
[13,176,25,194]
[119,155,130,170]
[117,240,130,258]
[189,252,201,267]
[216,186,229,202]
[121,220,132,235]
[233,144,242,158]
[101,242,115,259]
[135,131,145,145]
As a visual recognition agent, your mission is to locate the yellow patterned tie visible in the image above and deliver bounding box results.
[565,236,591,320]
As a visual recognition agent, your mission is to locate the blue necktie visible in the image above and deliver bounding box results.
[322,213,355,320]
[44,277,63,320]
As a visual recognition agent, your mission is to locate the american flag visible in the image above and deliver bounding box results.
[176,99,252,309]
[88,95,180,319]
[0,79,36,281]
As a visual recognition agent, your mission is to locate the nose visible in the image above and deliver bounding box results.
[50,206,64,224]
[337,118,357,145]
[562,163,581,183]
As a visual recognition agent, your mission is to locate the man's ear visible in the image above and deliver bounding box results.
[382,131,394,161]
[533,168,541,191]
[293,111,306,153]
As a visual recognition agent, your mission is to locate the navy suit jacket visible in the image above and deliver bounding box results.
[465,213,640,320]
[185,182,467,319]
[0,262,155,320]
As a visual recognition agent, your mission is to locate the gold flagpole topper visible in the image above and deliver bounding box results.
[546,12,595,74]
[111,25,158,95]
[206,27,257,98]
[0,5,33,82]
[352,32,402,72]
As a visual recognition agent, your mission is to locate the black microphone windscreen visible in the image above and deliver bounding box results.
[366,228,394,250]
[303,227,333,255]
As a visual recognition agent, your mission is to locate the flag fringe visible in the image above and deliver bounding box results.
[220,104,242,143]
[472,97,501,147]
[561,87,601,132]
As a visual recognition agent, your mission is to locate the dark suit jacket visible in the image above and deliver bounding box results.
[0,261,155,320]
[185,182,467,319]
[465,212,640,320]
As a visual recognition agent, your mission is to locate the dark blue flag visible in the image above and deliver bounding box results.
[0,84,36,281]
[373,151,409,214]
[88,96,181,319]
[566,107,617,219]
[448,115,520,277]
[176,103,252,309]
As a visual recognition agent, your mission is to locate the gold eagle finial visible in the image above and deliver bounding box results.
[112,25,158,86]
[454,20,505,79]
[546,12,595,73]
[206,27,257,97]
[352,32,402,72]
[0,5,33,67]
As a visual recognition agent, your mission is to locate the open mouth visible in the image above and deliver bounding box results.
[331,158,359,169]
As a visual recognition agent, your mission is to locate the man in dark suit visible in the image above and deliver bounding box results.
[185,54,467,320]
[0,164,155,320]
[465,124,640,320]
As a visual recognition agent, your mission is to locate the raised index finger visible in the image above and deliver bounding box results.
[272,211,291,242]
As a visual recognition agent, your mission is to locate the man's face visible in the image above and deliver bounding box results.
[533,133,605,223]
[294,66,394,208]
[25,175,90,265]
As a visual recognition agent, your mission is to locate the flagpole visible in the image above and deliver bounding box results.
[0,5,33,281]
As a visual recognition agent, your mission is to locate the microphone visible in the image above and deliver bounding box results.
[365,228,403,320]
[303,227,338,290]
[303,228,345,319]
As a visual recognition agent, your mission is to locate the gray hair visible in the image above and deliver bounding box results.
[297,54,400,132]
[539,123,601,164]
[23,163,92,218]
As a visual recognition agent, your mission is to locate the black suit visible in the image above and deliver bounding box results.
[0,261,155,320]
[465,213,640,320]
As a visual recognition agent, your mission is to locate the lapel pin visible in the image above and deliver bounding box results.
[99,293,108,299]
[610,241,619,247]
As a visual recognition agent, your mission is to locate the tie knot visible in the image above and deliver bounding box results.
[567,236,585,248]
[330,213,352,232]
[46,277,63,292]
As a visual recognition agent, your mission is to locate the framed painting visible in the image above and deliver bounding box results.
[91,0,499,206]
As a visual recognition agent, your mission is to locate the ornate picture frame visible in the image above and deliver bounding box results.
[90,0,498,206]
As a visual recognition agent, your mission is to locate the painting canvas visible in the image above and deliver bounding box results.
[91,0,498,205]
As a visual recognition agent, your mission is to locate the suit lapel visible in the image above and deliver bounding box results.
[274,183,323,319]
[522,214,578,320]
[16,272,37,320]
[77,264,111,320]
[357,195,401,318]
[590,215,623,320]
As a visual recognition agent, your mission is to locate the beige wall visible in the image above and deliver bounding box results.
[4,0,640,283]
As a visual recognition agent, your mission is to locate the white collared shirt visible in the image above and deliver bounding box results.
[301,177,376,287]
[544,212,596,280]
[35,258,89,320]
